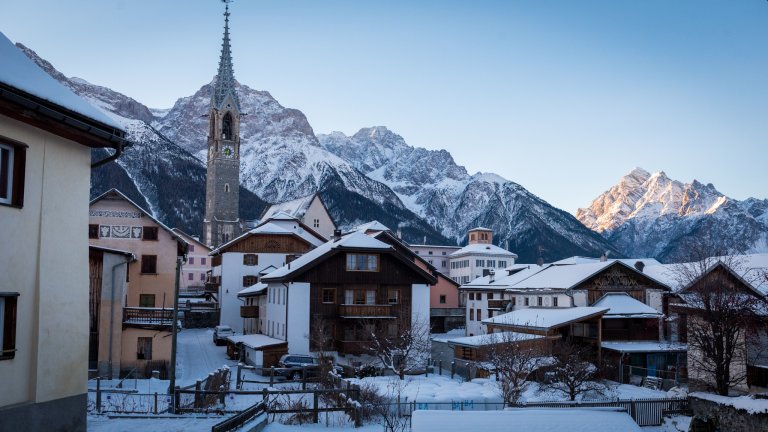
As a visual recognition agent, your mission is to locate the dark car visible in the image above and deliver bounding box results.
[277,354,342,380]
[212,325,235,346]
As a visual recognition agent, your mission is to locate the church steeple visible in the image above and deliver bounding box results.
[203,0,242,248]
[212,2,240,111]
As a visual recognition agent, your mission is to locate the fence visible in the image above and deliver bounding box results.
[88,389,171,414]
[515,397,690,427]
[211,400,267,432]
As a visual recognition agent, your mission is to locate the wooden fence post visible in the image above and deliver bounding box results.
[96,377,102,414]
[174,386,181,413]
[270,367,275,386]
[439,360,443,375]
[194,379,202,408]
[313,391,319,423]
[236,364,242,390]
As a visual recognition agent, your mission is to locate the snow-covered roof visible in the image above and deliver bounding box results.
[88,244,135,259]
[483,307,608,330]
[468,226,492,231]
[210,213,324,254]
[171,228,211,251]
[350,220,391,233]
[592,292,661,318]
[450,243,518,258]
[446,331,544,348]
[505,260,670,291]
[237,283,267,297]
[462,264,551,290]
[411,408,641,432]
[0,32,121,130]
[261,194,316,219]
[225,334,286,350]
[601,341,687,353]
[261,231,393,281]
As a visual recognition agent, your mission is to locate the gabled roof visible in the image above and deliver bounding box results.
[0,32,128,149]
[678,260,767,299]
[210,212,326,255]
[482,306,609,331]
[238,282,267,297]
[592,292,661,318]
[261,194,333,226]
[350,220,390,233]
[172,228,212,252]
[446,331,544,348]
[450,243,518,258]
[462,264,552,291]
[503,260,670,292]
[261,231,436,285]
[90,189,187,250]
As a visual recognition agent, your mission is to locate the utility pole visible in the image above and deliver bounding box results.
[168,256,182,411]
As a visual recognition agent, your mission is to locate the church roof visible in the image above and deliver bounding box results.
[211,3,240,111]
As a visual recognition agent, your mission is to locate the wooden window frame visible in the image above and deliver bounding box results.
[139,294,156,307]
[137,337,153,360]
[243,254,258,266]
[469,309,475,321]
[439,295,446,304]
[387,289,400,304]
[243,275,258,287]
[0,136,26,208]
[345,253,380,272]
[142,226,159,241]
[0,293,19,360]
[322,288,336,304]
[140,255,158,274]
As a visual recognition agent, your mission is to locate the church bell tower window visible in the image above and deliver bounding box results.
[222,112,233,140]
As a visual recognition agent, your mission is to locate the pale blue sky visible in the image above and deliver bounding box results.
[2,1,767,213]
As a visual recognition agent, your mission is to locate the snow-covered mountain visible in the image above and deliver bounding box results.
[318,127,619,262]
[576,168,768,261]
[16,42,620,259]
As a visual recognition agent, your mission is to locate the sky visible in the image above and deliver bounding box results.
[2,0,767,213]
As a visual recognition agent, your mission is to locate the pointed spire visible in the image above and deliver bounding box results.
[212,1,240,110]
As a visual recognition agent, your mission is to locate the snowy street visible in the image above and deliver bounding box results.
[176,328,239,387]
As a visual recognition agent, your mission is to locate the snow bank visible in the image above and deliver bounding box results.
[690,392,768,414]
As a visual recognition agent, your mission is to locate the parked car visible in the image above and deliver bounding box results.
[212,325,235,346]
[277,354,342,380]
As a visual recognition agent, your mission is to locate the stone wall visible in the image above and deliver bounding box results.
[690,395,768,432]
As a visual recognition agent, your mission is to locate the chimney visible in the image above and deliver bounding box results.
[634,261,645,272]
[489,269,495,283]
[333,229,342,241]
[536,257,544,266]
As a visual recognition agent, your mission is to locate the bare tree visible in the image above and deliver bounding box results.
[538,340,608,401]
[482,332,547,406]
[670,244,767,396]
[365,315,431,379]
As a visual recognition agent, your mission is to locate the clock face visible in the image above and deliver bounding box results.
[223,146,233,157]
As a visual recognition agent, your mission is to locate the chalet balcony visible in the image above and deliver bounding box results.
[487,299,510,310]
[123,307,174,329]
[338,304,395,318]
[240,305,259,318]
[338,340,371,355]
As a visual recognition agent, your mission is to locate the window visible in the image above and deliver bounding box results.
[188,257,195,265]
[512,297,517,306]
[442,251,447,256]
[346,254,379,272]
[243,254,258,266]
[286,254,300,264]
[498,261,506,268]
[137,337,152,360]
[88,224,99,239]
[201,258,207,265]
[488,292,494,300]
[428,251,433,255]
[188,273,193,281]
[313,218,320,228]
[0,138,26,207]
[322,288,336,304]
[142,226,158,241]
[469,309,474,321]
[428,259,433,265]
[469,293,475,300]
[487,260,495,268]
[477,293,482,301]
[387,323,398,338]
[388,289,400,304]
[345,289,376,305]
[442,260,446,268]
[139,294,155,307]
[537,296,543,306]
[477,309,482,320]
[439,295,446,304]
[140,255,157,274]
[200,273,205,281]
[476,259,483,267]
[1,293,18,360]
[553,297,559,307]
[243,275,258,287]
[487,310,493,318]
[524,297,529,306]
[189,244,195,252]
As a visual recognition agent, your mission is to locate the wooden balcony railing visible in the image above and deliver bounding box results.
[487,299,510,310]
[338,304,394,318]
[123,307,174,328]
[240,305,259,318]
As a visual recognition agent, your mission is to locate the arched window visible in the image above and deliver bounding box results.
[224,183,230,193]
[222,112,233,140]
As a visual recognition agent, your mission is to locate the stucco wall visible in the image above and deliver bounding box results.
[287,282,310,355]
[302,197,334,240]
[96,252,131,378]
[0,115,90,408]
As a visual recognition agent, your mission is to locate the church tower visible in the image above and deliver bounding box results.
[203,2,241,247]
